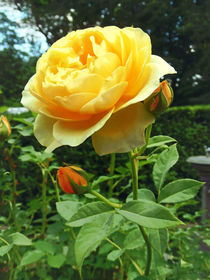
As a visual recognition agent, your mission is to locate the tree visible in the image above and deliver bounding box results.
[2,0,210,105]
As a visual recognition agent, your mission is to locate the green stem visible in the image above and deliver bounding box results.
[139,226,152,276]
[129,151,139,200]
[129,149,152,276]
[108,153,116,197]
[41,169,48,237]
[105,238,144,276]
[47,169,61,202]
[90,190,122,209]
[0,237,11,262]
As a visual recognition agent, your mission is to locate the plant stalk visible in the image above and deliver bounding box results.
[129,149,152,276]
[108,153,116,197]
[90,190,122,208]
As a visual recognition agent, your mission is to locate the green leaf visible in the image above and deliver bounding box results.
[0,106,8,113]
[20,250,45,266]
[153,144,179,191]
[0,244,13,256]
[56,201,82,221]
[67,201,114,227]
[92,175,120,187]
[147,135,176,148]
[9,232,32,246]
[126,189,156,203]
[75,213,114,272]
[47,254,66,268]
[34,240,55,255]
[117,200,182,229]
[107,249,125,261]
[148,228,168,255]
[203,239,210,246]
[158,179,204,203]
[123,228,144,250]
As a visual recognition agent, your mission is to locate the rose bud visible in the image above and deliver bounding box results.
[144,80,174,115]
[0,115,11,141]
[57,166,88,194]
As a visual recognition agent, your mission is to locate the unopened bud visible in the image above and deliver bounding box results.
[0,115,11,141]
[57,166,89,194]
[144,80,173,115]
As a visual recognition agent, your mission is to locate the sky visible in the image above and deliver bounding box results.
[0,3,48,54]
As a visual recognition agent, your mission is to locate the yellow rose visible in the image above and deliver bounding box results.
[21,26,176,155]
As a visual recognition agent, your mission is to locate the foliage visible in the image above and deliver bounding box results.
[0,112,209,280]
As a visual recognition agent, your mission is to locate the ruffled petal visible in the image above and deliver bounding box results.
[34,114,62,152]
[115,55,176,111]
[80,81,128,114]
[53,109,114,147]
[92,102,155,155]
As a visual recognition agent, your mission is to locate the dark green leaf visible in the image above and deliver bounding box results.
[153,144,179,191]
[56,201,82,221]
[67,201,114,227]
[75,213,114,272]
[148,228,169,255]
[117,200,182,229]
[126,189,156,203]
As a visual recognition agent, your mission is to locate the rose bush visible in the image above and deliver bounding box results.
[21,26,176,155]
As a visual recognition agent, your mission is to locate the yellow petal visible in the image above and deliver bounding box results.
[54,92,97,112]
[65,70,104,93]
[34,114,61,152]
[116,54,176,111]
[80,81,128,114]
[53,109,114,147]
[92,102,155,156]
[21,87,42,114]
[90,52,121,78]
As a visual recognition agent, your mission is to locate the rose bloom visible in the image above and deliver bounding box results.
[21,26,176,155]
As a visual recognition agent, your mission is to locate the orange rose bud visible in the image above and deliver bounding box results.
[144,80,173,115]
[0,115,11,141]
[57,166,88,194]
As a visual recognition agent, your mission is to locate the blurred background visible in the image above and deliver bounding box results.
[0,0,209,107]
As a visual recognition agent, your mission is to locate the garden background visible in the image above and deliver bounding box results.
[0,0,210,279]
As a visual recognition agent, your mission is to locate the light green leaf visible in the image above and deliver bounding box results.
[47,254,66,268]
[20,250,45,266]
[203,239,210,246]
[0,244,13,256]
[75,213,114,272]
[92,175,120,187]
[107,249,125,261]
[67,201,114,227]
[0,106,8,113]
[126,189,156,203]
[56,201,82,221]
[147,135,176,148]
[158,179,204,203]
[153,144,179,191]
[123,228,144,250]
[117,200,182,229]
[9,232,32,246]
[34,240,55,255]
[148,228,169,255]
